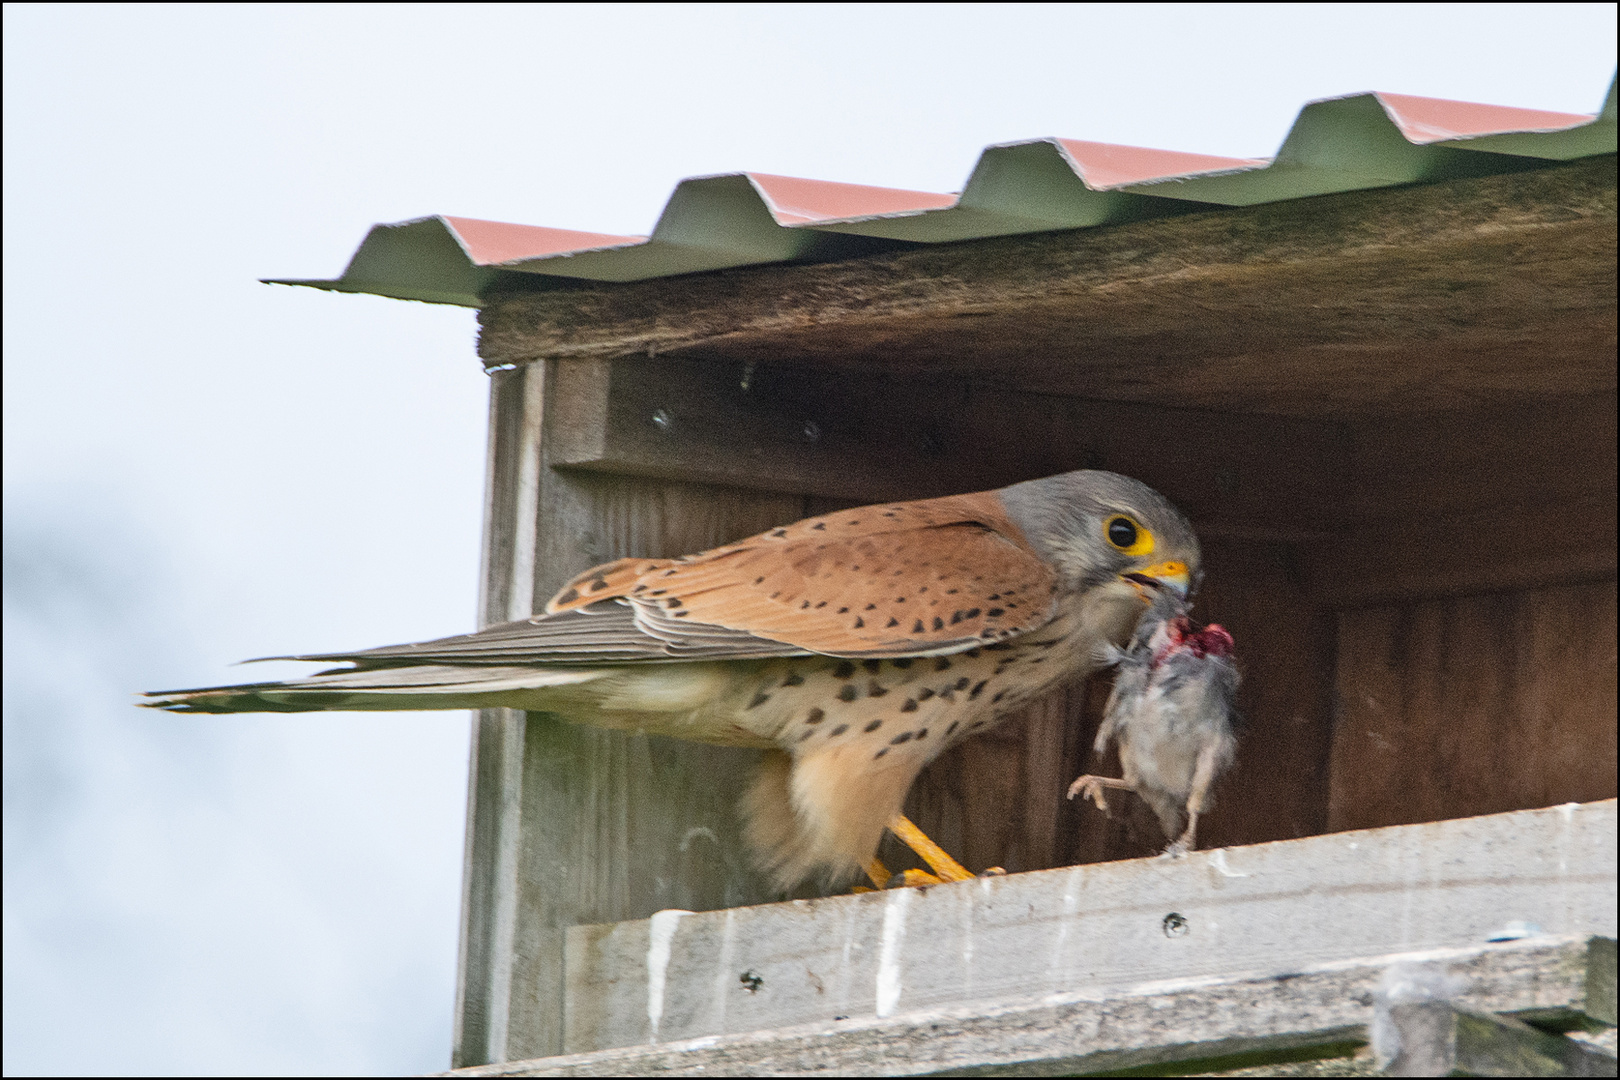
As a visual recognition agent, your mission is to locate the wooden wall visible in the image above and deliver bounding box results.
[1329,580,1618,833]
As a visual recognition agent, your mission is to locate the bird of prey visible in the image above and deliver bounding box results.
[147,470,1199,890]
[1068,586,1238,855]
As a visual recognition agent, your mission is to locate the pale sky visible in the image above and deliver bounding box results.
[3,4,1615,1074]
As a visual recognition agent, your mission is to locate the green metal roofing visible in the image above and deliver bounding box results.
[270,76,1617,308]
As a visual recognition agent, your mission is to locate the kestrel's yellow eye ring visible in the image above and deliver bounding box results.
[1105,515,1155,556]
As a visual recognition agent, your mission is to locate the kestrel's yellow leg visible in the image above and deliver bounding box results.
[888,815,976,884]
[853,822,969,890]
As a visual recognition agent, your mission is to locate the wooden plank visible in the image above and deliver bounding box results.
[548,359,1619,608]
[540,318,1620,618]
[1344,396,1617,527]
[548,802,1615,1055]
[1308,496,1616,609]
[448,936,1615,1076]
[479,157,1617,418]
[1328,580,1619,834]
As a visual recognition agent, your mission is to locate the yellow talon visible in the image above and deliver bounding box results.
[891,868,944,887]
[863,856,892,890]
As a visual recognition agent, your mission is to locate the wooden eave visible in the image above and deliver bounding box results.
[478,155,1617,420]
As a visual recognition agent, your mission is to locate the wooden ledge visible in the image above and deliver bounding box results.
[447,936,1616,1077]
[449,800,1615,1072]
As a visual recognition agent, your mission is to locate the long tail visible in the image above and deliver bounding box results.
[141,664,604,714]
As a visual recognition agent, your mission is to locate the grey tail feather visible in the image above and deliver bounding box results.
[141,664,602,715]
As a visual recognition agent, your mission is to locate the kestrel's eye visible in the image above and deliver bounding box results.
[1105,515,1154,556]
[1106,517,1136,548]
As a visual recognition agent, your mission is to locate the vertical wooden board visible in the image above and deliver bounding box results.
[455,365,542,1069]
[499,379,814,1062]
[1328,580,1619,833]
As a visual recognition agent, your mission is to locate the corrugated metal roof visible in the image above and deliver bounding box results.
[272,76,1617,307]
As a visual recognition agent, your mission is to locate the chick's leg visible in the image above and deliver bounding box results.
[1068,775,1134,814]
[1166,742,1223,857]
[1166,813,1201,858]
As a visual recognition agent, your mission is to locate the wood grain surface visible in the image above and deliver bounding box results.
[1329,580,1619,833]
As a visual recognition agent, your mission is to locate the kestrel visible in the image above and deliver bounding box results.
[1069,587,1239,856]
[147,470,1199,890]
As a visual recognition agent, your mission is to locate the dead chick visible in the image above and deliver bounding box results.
[1068,586,1239,856]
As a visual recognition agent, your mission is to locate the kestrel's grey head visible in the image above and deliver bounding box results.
[1000,470,1200,597]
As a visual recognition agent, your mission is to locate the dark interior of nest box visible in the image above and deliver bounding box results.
[475,155,1616,887]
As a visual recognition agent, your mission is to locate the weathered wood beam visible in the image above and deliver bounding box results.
[480,157,1617,418]
[1382,1002,1618,1077]
[455,363,546,1069]
[545,801,1614,1056]
[443,935,1617,1077]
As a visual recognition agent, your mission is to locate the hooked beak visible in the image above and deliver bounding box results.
[1122,561,1191,599]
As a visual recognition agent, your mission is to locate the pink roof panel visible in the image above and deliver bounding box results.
[747,173,957,225]
[1374,92,1596,144]
[1055,140,1269,189]
[442,216,644,266]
